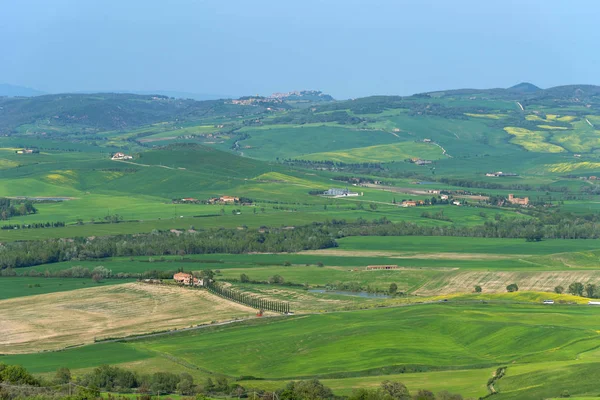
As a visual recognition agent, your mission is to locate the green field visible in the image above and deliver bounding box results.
[336,236,600,255]
[3,303,600,399]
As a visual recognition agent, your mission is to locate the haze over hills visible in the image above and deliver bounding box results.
[0,83,46,97]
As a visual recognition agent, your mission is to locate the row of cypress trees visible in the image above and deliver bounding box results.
[207,281,290,313]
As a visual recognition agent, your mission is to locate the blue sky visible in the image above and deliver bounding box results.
[1,0,598,98]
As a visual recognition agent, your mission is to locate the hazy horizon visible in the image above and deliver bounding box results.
[2,0,599,99]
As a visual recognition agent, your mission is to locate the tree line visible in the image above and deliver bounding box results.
[555,282,599,298]
[0,224,337,270]
[0,198,37,220]
[207,281,291,313]
[1,221,65,230]
[3,211,600,272]
[0,363,470,400]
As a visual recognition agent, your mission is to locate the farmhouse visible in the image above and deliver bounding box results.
[323,188,360,197]
[366,265,399,270]
[507,194,529,206]
[401,200,423,207]
[181,198,198,202]
[111,152,133,160]
[486,171,519,177]
[173,272,203,286]
[411,158,433,165]
[208,196,240,204]
[15,148,36,154]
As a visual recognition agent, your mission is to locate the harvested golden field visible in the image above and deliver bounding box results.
[0,283,259,354]
[415,270,600,295]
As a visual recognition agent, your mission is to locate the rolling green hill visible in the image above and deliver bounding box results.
[3,86,600,399]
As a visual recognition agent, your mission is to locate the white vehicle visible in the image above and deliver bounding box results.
[543,300,555,305]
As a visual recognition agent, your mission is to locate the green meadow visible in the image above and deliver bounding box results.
[336,236,600,255]
[3,303,600,399]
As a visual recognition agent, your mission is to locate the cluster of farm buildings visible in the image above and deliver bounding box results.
[173,272,205,287]
[15,148,39,154]
[175,196,241,204]
[111,152,133,160]
[485,171,519,177]
[322,188,362,197]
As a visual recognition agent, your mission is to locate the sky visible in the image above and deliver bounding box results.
[1,0,599,99]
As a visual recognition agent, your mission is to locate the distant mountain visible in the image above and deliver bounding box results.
[508,82,541,93]
[0,84,45,97]
[541,84,600,99]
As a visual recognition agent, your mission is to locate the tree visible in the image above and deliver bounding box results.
[437,391,464,400]
[389,283,398,295]
[554,286,564,294]
[150,372,180,394]
[0,364,39,386]
[200,269,215,281]
[349,388,387,400]
[54,367,72,384]
[568,282,584,296]
[369,203,378,211]
[204,377,215,393]
[281,379,334,400]
[506,283,519,292]
[269,274,285,284]
[413,389,435,400]
[177,373,195,395]
[215,376,229,392]
[240,273,250,283]
[474,285,482,293]
[585,283,597,298]
[380,380,410,400]
[75,385,100,400]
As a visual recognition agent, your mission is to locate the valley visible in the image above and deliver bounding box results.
[2,85,600,399]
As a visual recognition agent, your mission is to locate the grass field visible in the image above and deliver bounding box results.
[237,125,400,160]
[302,141,445,163]
[3,303,600,398]
[334,236,600,255]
